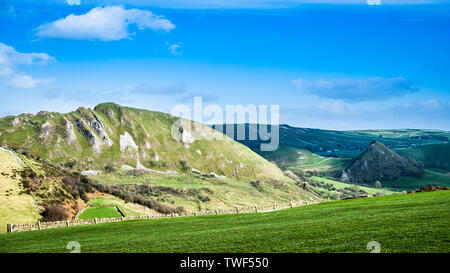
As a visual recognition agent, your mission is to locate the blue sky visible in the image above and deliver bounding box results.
[1,0,450,130]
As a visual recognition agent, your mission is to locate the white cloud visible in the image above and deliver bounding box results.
[168,43,183,56]
[36,6,175,41]
[66,0,81,5]
[0,43,55,89]
[8,74,53,89]
[292,76,419,102]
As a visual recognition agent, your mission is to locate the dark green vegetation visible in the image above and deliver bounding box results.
[341,141,424,185]
[382,169,450,191]
[220,124,448,156]
[1,191,448,253]
[396,143,450,171]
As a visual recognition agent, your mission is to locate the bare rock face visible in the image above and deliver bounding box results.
[63,117,77,144]
[120,131,138,152]
[76,108,113,147]
[39,121,53,140]
[89,114,113,147]
[74,119,102,153]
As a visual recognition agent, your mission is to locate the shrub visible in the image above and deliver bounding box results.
[104,163,117,173]
[42,205,68,222]
[198,194,210,202]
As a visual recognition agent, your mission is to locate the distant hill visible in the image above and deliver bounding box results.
[395,143,450,171]
[340,141,424,185]
[212,124,448,177]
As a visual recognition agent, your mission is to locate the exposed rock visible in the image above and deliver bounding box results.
[120,131,138,152]
[81,170,99,176]
[39,121,52,140]
[121,165,134,171]
[74,119,102,153]
[144,142,151,149]
[89,114,113,147]
[210,172,226,179]
[63,117,77,144]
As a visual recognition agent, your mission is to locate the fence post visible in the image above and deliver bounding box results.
[255,206,258,213]
[235,207,239,214]
[37,221,41,230]
[273,203,276,210]
[6,223,11,233]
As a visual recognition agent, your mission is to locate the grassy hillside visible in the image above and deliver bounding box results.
[395,143,450,171]
[1,191,448,253]
[0,103,288,182]
[382,170,450,191]
[90,170,314,212]
[309,176,394,196]
[220,124,448,156]
[0,148,41,233]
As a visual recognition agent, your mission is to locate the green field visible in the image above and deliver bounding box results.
[383,170,450,191]
[78,196,148,220]
[1,191,448,253]
[309,176,394,195]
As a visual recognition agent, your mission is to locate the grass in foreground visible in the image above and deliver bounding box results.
[0,191,449,253]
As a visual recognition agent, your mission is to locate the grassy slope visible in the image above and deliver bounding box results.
[309,176,395,195]
[1,191,448,253]
[78,196,148,219]
[0,149,41,233]
[382,170,450,191]
[0,104,289,182]
[395,143,450,171]
[93,171,313,212]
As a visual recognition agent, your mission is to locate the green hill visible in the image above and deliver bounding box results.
[1,190,448,253]
[341,140,424,185]
[0,103,289,182]
[0,104,318,225]
[395,143,450,171]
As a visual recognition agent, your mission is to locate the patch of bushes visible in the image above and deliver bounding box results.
[250,180,264,192]
[197,194,210,202]
[20,169,42,194]
[42,205,68,222]
[104,163,117,173]
[61,175,94,201]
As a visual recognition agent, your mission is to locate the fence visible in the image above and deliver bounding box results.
[6,199,318,233]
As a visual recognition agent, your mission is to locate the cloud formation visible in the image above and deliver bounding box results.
[66,0,81,5]
[168,43,183,56]
[0,43,54,88]
[36,6,175,41]
[292,76,419,102]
